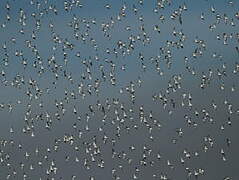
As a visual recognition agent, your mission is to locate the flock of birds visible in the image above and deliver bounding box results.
[0,0,238,179]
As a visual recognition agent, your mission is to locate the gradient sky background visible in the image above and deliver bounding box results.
[0,0,239,179]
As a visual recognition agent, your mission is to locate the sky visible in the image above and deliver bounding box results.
[0,0,239,179]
